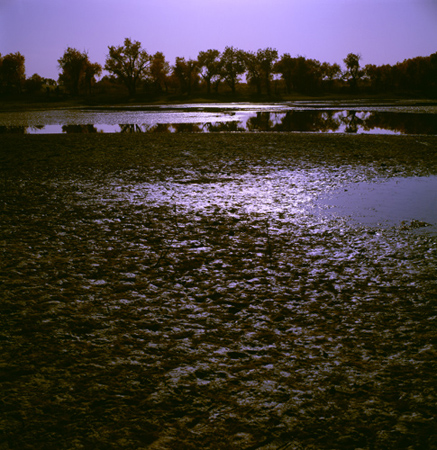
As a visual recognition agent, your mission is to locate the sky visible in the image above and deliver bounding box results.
[1,0,436,79]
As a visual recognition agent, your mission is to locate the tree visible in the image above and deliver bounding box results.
[197,49,221,94]
[244,51,263,94]
[44,78,57,87]
[343,53,363,92]
[105,38,150,97]
[150,52,170,93]
[275,55,322,94]
[220,46,246,94]
[25,73,44,94]
[390,54,437,95]
[244,48,278,96]
[58,48,88,96]
[244,48,279,95]
[321,62,341,80]
[365,63,392,93]
[58,48,101,96]
[428,52,437,96]
[274,53,295,94]
[321,62,341,90]
[1,52,25,94]
[303,58,323,93]
[83,62,102,95]
[257,48,278,95]
[172,57,198,94]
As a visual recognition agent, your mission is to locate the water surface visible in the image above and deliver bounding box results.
[316,175,437,232]
[1,102,436,134]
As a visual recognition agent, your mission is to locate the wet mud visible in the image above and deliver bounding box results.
[1,133,437,449]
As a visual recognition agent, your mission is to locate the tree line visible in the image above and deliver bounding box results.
[1,38,436,98]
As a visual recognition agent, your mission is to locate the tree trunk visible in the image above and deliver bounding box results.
[127,80,136,97]
[265,75,271,96]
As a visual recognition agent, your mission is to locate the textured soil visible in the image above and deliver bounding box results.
[1,133,437,450]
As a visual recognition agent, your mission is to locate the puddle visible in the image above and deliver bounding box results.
[316,175,437,232]
[99,168,437,235]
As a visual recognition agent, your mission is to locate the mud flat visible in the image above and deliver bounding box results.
[1,133,437,449]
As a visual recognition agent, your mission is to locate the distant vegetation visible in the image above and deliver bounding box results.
[1,39,436,102]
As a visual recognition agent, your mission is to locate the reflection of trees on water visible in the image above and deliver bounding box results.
[152,123,173,133]
[119,111,435,134]
[30,125,45,133]
[119,123,204,133]
[314,112,340,132]
[364,112,437,135]
[22,111,434,135]
[0,126,28,133]
[119,123,173,133]
[0,125,46,134]
[243,111,341,132]
[119,124,147,133]
[171,123,203,133]
[119,121,246,133]
[337,111,367,134]
[278,111,340,132]
[62,125,98,133]
[246,112,274,131]
[240,110,437,134]
[205,122,246,132]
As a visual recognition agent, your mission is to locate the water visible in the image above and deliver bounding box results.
[316,175,437,232]
[120,172,437,233]
[1,102,436,134]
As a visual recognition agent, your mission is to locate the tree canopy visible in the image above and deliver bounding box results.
[58,48,101,96]
[105,38,150,97]
[149,52,170,93]
[343,53,363,92]
[220,46,246,94]
[197,49,222,94]
[172,57,198,95]
[257,48,278,95]
[0,52,25,93]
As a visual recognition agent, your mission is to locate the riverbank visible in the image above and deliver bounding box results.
[1,133,437,449]
[1,93,437,113]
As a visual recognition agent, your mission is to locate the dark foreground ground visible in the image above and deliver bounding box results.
[1,133,437,449]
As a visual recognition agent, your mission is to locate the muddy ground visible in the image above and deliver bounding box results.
[1,133,437,449]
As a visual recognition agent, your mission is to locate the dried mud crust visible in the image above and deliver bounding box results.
[1,133,437,450]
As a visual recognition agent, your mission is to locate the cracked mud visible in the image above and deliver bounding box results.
[1,133,436,449]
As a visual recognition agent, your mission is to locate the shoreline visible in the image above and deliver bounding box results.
[1,95,437,113]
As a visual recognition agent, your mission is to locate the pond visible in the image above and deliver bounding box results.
[1,101,437,134]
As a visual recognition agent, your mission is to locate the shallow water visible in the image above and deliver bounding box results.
[316,175,437,232]
[97,162,437,235]
[1,102,437,134]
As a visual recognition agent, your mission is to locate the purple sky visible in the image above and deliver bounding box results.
[1,0,436,79]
